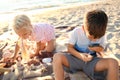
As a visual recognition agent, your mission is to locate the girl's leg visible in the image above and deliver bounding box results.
[95,58,119,80]
[53,53,70,80]
[40,42,46,50]
[37,40,55,58]
[45,39,56,52]
[36,41,46,51]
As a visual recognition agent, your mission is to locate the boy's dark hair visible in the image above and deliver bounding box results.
[85,9,108,38]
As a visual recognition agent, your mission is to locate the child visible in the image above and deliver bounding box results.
[11,15,56,60]
[53,10,119,80]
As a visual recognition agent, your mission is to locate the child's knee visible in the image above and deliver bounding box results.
[53,53,64,63]
[107,58,119,67]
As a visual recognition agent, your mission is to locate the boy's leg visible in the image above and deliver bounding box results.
[53,53,70,80]
[95,58,119,80]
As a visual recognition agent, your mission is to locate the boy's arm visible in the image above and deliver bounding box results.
[68,44,82,59]
[88,45,104,53]
[88,45,105,57]
[67,44,93,62]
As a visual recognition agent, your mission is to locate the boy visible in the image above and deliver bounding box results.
[53,10,119,80]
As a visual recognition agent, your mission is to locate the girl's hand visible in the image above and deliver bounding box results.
[0,63,6,67]
[30,54,36,58]
[81,53,93,62]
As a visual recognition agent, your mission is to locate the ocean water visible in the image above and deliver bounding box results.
[0,0,99,21]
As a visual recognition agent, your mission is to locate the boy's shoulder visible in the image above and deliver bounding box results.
[72,27,83,33]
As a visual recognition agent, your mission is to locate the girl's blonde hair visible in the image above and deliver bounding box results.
[12,15,31,32]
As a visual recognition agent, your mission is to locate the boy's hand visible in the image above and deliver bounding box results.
[88,46,103,52]
[81,53,93,62]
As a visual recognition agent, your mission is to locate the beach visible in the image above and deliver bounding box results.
[31,0,120,55]
[0,0,120,79]
[0,0,120,54]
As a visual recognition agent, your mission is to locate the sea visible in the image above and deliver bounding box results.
[0,0,99,21]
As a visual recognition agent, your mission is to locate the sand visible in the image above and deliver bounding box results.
[0,0,120,79]
[19,0,120,56]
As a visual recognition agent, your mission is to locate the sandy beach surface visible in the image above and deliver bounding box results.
[0,0,120,79]
[1,0,120,57]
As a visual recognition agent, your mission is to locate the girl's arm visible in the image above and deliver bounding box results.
[35,42,41,56]
[12,39,20,60]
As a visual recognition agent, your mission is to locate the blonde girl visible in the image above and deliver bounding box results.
[12,15,56,60]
